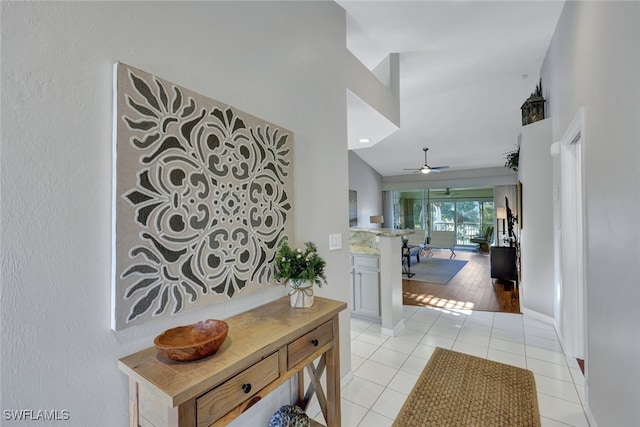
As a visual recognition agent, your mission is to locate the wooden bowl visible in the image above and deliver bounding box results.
[154,319,228,362]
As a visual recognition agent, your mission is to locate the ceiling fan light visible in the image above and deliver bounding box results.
[421,168,431,174]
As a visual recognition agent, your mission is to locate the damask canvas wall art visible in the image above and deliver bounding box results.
[111,62,294,330]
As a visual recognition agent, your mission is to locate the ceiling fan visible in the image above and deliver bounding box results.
[404,148,449,174]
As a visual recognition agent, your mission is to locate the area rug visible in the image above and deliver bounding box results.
[393,347,541,427]
[405,257,467,284]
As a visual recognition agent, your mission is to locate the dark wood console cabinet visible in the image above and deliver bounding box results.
[490,246,518,286]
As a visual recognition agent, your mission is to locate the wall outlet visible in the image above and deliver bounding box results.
[329,234,342,251]
[375,236,380,243]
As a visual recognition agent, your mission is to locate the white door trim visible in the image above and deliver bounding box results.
[557,108,587,359]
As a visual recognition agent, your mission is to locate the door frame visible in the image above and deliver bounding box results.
[556,108,587,359]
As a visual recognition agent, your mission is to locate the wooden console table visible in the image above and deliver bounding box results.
[119,297,346,427]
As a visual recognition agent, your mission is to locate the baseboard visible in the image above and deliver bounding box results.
[381,319,405,337]
[584,405,598,427]
[303,371,353,420]
[553,320,564,355]
[521,308,562,347]
[350,311,381,324]
[341,370,354,389]
[521,307,555,325]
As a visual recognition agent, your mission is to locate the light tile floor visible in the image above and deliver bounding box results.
[315,305,590,427]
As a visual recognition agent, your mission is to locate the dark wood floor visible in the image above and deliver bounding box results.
[402,249,521,314]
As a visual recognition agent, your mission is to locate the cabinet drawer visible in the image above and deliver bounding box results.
[354,255,379,270]
[287,320,333,370]
[196,352,279,427]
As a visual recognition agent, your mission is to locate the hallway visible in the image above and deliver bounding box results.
[330,305,589,426]
[312,249,591,425]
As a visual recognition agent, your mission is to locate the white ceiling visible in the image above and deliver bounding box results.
[338,0,564,177]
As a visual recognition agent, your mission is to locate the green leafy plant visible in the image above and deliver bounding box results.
[504,146,520,171]
[273,238,327,288]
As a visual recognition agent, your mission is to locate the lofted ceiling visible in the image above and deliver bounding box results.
[338,0,564,177]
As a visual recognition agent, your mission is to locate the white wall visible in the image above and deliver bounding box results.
[0,2,350,426]
[519,118,554,317]
[348,151,383,227]
[541,2,640,425]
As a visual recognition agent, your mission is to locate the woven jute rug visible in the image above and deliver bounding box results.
[393,347,541,427]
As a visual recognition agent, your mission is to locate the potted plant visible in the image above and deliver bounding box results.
[504,145,520,171]
[273,238,327,308]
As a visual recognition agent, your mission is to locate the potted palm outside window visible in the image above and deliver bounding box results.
[273,238,327,308]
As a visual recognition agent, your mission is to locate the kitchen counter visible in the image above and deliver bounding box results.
[349,228,416,255]
[350,228,415,237]
[349,244,379,255]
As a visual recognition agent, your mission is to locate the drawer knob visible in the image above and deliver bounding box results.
[242,383,252,394]
[311,339,319,347]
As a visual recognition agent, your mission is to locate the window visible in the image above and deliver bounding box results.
[394,188,494,246]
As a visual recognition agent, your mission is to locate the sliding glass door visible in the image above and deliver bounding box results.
[395,188,494,247]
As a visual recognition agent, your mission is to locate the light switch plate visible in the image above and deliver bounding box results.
[329,234,342,251]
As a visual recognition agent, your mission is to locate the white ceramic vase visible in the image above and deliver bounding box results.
[289,280,314,308]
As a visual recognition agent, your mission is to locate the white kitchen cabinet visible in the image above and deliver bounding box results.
[350,254,380,319]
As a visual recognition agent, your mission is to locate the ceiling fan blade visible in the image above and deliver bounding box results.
[403,148,449,174]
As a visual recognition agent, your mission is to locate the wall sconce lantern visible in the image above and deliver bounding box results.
[521,79,545,126]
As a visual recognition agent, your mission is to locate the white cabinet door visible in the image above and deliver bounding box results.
[354,268,380,317]
[351,254,381,319]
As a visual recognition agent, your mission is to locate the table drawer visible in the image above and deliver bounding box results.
[196,352,279,427]
[287,320,333,370]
